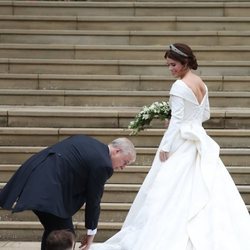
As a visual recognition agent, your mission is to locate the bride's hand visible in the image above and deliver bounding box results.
[159,150,169,162]
[164,119,170,128]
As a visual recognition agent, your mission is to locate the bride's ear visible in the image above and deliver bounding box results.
[183,61,189,70]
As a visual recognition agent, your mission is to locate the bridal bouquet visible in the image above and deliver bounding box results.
[128,101,171,135]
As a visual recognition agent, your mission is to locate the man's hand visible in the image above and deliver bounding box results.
[79,234,95,250]
[159,150,169,162]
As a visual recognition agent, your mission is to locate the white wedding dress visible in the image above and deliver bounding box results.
[91,80,250,250]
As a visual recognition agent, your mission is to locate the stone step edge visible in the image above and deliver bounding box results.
[2,210,250,230]
[0,146,249,154]
[0,221,122,230]
[1,74,250,86]
[1,58,250,66]
[1,44,250,52]
[1,89,250,95]
[0,73,250,81]
[0,202,131,210]
[1,183,249,191]
[0,90,250,99]
[1,29,250,36]
[1,74,250,92]
[1,1,250,8]
[0,127,250,136]
[0,106,249,117]
[0,57,250,64]
[0,164,150,173]
[0,203,249,215]
[1,164,250,173]
[2,15,250,22]
[1,213,250,230]
[0,74,250,81]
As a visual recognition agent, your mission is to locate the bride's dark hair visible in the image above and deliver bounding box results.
[164,43,198,70]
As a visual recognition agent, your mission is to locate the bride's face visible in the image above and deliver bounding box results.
[166,57,188,78]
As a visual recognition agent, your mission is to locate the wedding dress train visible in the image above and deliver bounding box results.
[91,80,250,250]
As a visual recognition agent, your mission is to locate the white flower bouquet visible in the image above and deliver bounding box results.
[128,101,171,135]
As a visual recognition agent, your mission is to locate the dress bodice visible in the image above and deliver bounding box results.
[160,80,210,152]
[171,79,209,123]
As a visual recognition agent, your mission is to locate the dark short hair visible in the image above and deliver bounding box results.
[46,229,75,250]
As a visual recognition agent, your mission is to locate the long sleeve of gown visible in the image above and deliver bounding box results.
[160,95,184,152]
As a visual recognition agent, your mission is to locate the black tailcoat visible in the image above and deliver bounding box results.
[0,135,113,230]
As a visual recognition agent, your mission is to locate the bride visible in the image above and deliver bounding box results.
[84,43,250,250]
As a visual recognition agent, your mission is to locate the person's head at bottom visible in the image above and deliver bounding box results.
[46,229,76,250]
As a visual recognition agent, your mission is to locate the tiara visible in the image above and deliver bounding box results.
[169,44,188,57]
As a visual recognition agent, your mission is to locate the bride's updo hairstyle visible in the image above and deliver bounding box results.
[164,43,198,70]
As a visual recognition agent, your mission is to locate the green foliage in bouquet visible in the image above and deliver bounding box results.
[128,101,171,135]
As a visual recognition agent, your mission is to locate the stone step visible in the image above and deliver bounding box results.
[1,164,249,185]
[1,58,250,76]
[0,89,249,107]
[0,1,249,17]
[1,15,250,31]
[0,106,249,129]
[2,203,250,243]
[84,184,250,205]
[1,193,249,224]
[0,202,131,223]
[0,73,249,92]
[1,190,249,225]
[1,44,250,61]
[0,146,249,166]
[0,29,249,46]
[0,182,249,206]
[0,127,249,148]
[135,147,250,167]
[0,183,133,204]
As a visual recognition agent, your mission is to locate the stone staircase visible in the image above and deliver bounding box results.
[0,0,249,243]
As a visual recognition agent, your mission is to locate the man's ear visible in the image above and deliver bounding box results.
[115,148,122,154]
[110,147,121,156]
